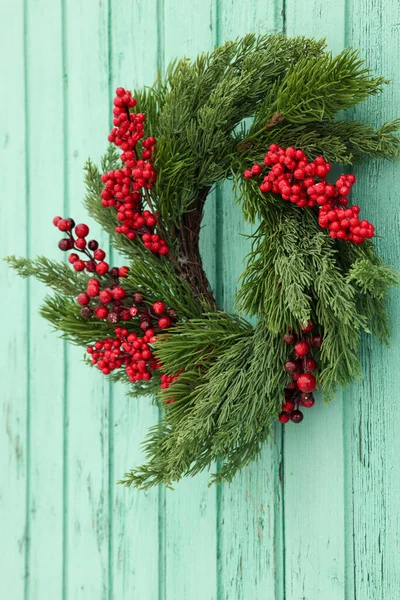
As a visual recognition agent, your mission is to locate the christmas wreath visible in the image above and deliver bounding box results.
[8,34,399,489]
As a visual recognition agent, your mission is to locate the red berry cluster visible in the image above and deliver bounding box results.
[278,322,322,424]
[87,327,158,382]
[53,216,122,276]
[54,215,174,331]
[160,372,180,390]
[244,144,375,244]
[100,87,169,255]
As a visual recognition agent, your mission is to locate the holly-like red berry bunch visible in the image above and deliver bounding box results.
[279,322,322,424]
[100,87,168,255]
[54,215,175,330]
[244,144,374,244]
[53,216,119,276]
[87,327,158,382]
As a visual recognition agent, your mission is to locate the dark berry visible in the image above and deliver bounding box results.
[284,359,299,374]
[310,335,323,348]
[107,312,119,324]
[291,410,304,424]
[283,332,296,344]
[58,238,74,251]
[133,292,144,304]
[88,239,99,250]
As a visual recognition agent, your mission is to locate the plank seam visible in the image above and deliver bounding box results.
[61,0,69,596]
[107,1,114,599]
[157,4,167,598]
[23,0,31,595]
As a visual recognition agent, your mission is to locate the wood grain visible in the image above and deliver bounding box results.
[346,1,400,597]
[23,0,65,597]
[62,0,111,597]
[0,1,28,597]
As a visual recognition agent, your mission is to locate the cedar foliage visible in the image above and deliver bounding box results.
[7,34,399,488]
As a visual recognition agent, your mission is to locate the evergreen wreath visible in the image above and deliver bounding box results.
[8,34,399,489]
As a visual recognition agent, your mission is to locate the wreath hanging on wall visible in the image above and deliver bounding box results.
[8,34,399,489]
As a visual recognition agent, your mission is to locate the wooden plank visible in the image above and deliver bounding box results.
[215,3,285,598]
[345,2,400,598]
[162,2,218,598]
[23,0,65,597]
[109,2,160,598]
[283,3,348,598]
[62,0,112,597]
[0,0,28,597]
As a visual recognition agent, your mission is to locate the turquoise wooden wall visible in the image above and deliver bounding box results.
[1,0,400,598]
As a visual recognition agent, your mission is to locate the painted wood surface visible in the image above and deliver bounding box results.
[1,0,400,598]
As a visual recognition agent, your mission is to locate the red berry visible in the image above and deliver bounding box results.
[112,287,126,300]
[294,341,310,356]
[297,373,316,393]
[57,219,72,231]
[53,216,62,226]
[306,358,318,372]
[75,238,86,249]
[118,266,129,278]
[94,249,106,261]
[153,301,166,315]
[73,260,85,271]
[77,293,90,305]
[96,261,109,275]
[87,285,99,297]
[158,317,171,329]
[95,306,109,319]
[301,321,314,332]
[251,164,262,176]
[278,412,290,424]
[75,223,89,238]
[99,289,113,304]
[282,400,295,412]
[68,253,79,264]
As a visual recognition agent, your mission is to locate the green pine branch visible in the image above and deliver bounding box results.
[5,256,88,295]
